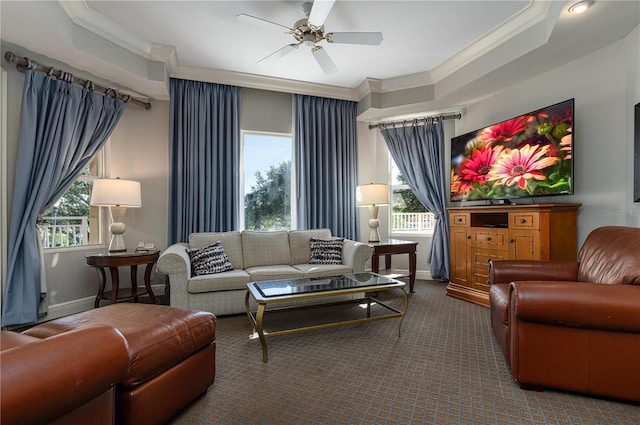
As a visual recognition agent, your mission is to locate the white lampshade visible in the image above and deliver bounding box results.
[356,183,389,207]
[90,178,142,208]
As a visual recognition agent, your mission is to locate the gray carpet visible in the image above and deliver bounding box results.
[170,280,639,425]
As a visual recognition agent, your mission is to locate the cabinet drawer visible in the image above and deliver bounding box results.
[450,213,469,227]
[473,250,508,269]
[509,212,540,229]
[471,228,508,250]
[472,249,508,291]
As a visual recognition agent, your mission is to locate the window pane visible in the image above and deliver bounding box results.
[390,159,435,234]
[243,133,292,230]
[392,187,427,213]
[40,154,102,248]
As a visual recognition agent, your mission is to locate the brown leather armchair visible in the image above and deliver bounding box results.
[1,325,130,425]
[489,226,640,403]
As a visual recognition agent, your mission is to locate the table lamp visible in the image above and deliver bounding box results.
[90,178,142,252]
[356,183,389,242]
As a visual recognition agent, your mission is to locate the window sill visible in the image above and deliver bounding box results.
[42,244,107,254]
[389,232,434,238]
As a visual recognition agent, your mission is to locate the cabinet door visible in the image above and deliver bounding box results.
[450,227,471,286]
[509,230,540,260]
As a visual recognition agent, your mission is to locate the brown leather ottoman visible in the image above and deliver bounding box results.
[25,303,216,425]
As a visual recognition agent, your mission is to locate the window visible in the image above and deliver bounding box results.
[390,159,435,235]
[242,132,293,231]
[39,150,104,249]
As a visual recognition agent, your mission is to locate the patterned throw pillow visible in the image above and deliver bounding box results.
[187,241,234,276]
[309,237,344,265]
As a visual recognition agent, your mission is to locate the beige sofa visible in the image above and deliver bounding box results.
[157,229,372,315]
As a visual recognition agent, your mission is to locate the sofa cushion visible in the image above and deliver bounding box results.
[190,231,244,269]
[242,230,291,268]
[289,229,333,265]
[246,265,303,281]
[294,263,352,278]
[188,269,252,293]
[187,241,234,276]
[309,237,344,265]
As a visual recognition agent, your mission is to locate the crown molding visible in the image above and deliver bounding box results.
[355,1,553,101]
[355,79,379,100]
[175,66,359,101]
[150,44,179,75]
[59,0,177,69]
[59,0,150,57]
[430,0,552,83]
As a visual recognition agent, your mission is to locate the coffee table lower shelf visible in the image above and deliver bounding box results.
[244,276,408,362]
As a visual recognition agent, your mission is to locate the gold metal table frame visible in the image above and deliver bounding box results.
[244,274,409,362]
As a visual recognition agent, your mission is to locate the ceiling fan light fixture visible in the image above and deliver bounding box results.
[568,1,593,14]
[302,34,316,47]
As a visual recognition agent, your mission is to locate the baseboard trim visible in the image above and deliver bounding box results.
[46,296,95,321]
[416,270,433,280]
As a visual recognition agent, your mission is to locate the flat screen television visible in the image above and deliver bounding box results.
[450,98,574,203]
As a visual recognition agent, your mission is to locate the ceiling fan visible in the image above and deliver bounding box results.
[236,0,383,75]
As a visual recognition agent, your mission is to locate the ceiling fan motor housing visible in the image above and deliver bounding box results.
[293,18,325,46]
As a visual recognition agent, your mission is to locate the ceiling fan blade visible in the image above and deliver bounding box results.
[311,46,338,75]
[236,14,292,32]
[327,32,384,46]
[258,44,299,63]
[308,0,336,27]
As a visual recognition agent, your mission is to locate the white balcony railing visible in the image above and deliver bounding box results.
[39,216,89,248]
[392,212,435,233]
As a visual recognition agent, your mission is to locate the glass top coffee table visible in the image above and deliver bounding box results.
[244,273,409,362]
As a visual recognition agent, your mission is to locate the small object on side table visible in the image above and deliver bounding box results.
[368,239,418,293]
[85,250,159,307]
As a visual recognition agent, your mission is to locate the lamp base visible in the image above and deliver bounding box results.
[108,222,127,252]
[368,205,381,242]
[108,234,127,252]
[108,207,128,252]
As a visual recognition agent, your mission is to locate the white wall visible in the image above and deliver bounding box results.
[109,100,170,256]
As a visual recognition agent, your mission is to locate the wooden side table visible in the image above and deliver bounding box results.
[368,239,418,293]
[85,251,159,307]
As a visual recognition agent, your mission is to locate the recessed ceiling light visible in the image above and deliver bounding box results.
[568,1,593,14]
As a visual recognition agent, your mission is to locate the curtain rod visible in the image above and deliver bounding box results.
[368,112,461,130]
[4,52,152,110]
